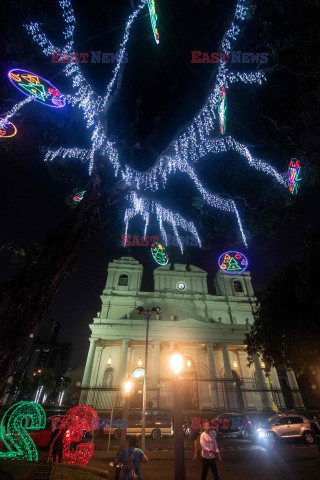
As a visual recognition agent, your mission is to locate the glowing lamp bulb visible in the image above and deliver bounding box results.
[107,356,112,365]
[170,352,183,376]
[138,357,142,367]
[233,361,238,369]
[261,362,266,369]
[187,360,191,368]
[124,380,133,394]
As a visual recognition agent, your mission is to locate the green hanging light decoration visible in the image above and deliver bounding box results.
[151,241,169,265]
[147,0,160,44]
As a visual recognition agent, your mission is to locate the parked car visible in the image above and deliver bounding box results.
[256,414,314,445]
[211,413,252,439]
[105,410,173,440]
[29,416,61,447]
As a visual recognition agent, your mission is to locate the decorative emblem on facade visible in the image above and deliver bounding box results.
[151,241,169,265]
[218,251,248,274]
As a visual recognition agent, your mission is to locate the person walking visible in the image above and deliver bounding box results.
[200,421,222,480]
[114,435,148,480]
[51,422,66,463]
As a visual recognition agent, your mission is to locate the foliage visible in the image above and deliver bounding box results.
[9,368,60,402]
[245,229,320,380]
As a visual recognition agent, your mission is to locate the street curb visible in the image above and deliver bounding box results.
[52,463,109,478]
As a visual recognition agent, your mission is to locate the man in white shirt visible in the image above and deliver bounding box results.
[200,421,222,480]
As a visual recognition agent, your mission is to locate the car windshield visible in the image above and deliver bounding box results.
[267,415,281,425]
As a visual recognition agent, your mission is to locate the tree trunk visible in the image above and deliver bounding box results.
[0,172,102,395]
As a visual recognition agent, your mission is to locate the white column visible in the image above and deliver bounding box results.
[153,341,161,385]
[237,350,248,410]
[221,343,238,410]
[82,339,97,387]
[117,340,129,386]
[287,370,304,408]
[221,343,232,379]
[206,343,218,408]
[253,355,273,410]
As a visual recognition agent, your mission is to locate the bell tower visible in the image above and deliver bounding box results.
[214,270,254,298]
[104,256,143,292]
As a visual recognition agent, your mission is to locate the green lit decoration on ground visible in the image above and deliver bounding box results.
[151,241,169,265]
[147,0,160,44]
[0,402,46,461]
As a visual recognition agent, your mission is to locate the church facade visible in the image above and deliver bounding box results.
[80,256,304,414]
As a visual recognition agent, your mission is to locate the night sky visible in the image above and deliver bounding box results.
[1,0,319,369]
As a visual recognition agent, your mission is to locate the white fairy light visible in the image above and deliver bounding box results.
[4,0,288,249]
[3,96,34,121]
[101,0,147,110]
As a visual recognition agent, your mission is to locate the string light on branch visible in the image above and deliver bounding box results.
[288,159,301,194]
[16,0,289,250]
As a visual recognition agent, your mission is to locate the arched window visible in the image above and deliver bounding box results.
[118,274,128,286]
[233,280,243,293]
[103,367,114,387]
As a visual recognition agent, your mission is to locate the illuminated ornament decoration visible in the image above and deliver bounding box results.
[73,190,86,203]
[151,241,169,265]
[8,69,66,108]
[147,0,160,44]
[288,159,301,195]
[218,87,226,134]
[218,251,248,274]
[0,402,46,461]
[50,405,98,466]
[0,118,17,138]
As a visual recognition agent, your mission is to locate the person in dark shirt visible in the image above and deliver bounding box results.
[113,435,148,480]
[51,423,66,463]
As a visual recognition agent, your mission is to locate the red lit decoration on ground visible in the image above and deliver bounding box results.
[49,406,98,466]
[218,251,248,274]
[73,190,86,203]
[288,159,301,194]
[8,69,66,108]
[0,402,46,461]
[0,118,17,138]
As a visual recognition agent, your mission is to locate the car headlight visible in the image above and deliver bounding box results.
[257,428,267,438]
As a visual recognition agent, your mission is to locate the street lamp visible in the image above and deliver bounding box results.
[170,345,186,480]
[107,355,112,365]
[136,305,161,451]
[120,379,132,449]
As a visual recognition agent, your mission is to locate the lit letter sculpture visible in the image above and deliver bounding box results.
[49,405,98,466]
[0,401,46,461]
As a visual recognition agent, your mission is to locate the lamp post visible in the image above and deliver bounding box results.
[170,345,186,480]
[120,379,132,450]
[136,305,161,451]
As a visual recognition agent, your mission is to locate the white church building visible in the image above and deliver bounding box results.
[80,256,304,414]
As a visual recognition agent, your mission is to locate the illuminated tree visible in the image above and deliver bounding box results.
[0,0,288,392]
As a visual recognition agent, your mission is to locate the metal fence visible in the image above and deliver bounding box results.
[79,377,303,414]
